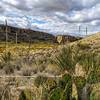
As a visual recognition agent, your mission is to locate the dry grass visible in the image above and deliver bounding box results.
[69,32,100,53]
[0,42,58,54]
[0,32,99,99]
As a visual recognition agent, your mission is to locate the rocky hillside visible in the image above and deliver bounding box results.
[63,35,82,42]
[0,24,82,43]
[0,24,56,43]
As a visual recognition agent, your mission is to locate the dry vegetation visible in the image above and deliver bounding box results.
[0,33,100,100]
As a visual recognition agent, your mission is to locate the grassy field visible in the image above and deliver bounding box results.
[0,42,58,54]
[0,33,100,100]
[71,32,100,52]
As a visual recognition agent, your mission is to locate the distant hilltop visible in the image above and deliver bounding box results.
[0,24,82,43]
[56,35,82,44]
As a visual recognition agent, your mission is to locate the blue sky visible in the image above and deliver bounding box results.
[0,0,100,36]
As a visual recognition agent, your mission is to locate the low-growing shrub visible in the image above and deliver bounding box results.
[22,68,32,76]
[34,76,47,88]
[77,42,91,50]
[19,90,34,100]
[4,64,15,74]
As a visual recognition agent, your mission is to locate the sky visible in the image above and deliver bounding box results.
[0,0,100,36]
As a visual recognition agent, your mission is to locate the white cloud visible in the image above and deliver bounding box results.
[0,0,100,36]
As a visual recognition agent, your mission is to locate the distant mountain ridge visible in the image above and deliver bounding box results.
[0,24,56,43]
[0,24,82,43]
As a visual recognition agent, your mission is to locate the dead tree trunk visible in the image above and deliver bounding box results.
[16,32,18,45]
[5,19,8,53]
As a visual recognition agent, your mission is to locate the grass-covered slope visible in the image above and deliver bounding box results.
[71,32,100,53]
[0,32,99,100]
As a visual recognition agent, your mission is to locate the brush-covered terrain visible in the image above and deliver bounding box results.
[0,32,100,100]
[74,32,100,52]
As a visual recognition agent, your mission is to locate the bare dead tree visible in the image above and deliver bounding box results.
[5,19,8,54]
[27,30,32,64]
[28,25,32,57]
[16,31,18,45]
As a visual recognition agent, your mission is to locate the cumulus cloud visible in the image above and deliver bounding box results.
[0,0,100,36]
[2,0,71,12]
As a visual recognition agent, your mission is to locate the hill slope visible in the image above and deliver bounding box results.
[70,32,100,53]
[0,25,82,44]
[0,24,56,43]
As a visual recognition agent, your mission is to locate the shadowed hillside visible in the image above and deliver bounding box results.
[0,24,56,43]
[0,24,82,44]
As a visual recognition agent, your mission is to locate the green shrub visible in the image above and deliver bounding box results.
[74,77,86,90]
[90,90,100,100]
[59,74,71,89]
[60,74,72,100]
[87,71,100,84]
[49,87,62,100]
[77,42,91,50]
[34,76,47,88]
[48,74,72,100]
[45,78,57,91]
[19,90,34,100]
[19,91,27,100]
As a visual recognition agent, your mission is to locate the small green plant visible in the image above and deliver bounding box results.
[19,90,34,100]
[50,45,100,100]
[49,87,62,100]
[77,52,100,100]
[34,76,47,88]
[47,74,72,100]
[77,41,91,50]
[19,91,27,100]
[45,78,57,92]
[50,46,79,100]
[51,46,78,73]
